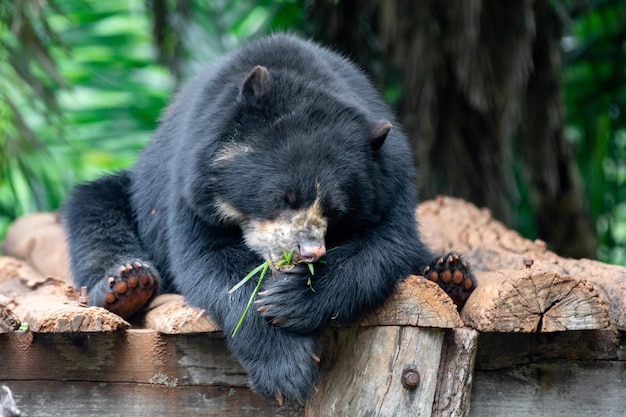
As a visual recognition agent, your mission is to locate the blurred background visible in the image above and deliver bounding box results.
[1,0,625,265]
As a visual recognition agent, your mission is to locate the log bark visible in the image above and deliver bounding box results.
[11,294,129,332]
[134,293,220,333]
[432,328,479,417]
[0,305,20,333]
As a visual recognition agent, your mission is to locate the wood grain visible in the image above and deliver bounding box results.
[432,328,479,417]
[461,269,610,332]
[308,326,445,417]
[361,275,463,328]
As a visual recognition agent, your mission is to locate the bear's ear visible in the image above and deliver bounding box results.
[369,120,392,151]
[239,65,271,103]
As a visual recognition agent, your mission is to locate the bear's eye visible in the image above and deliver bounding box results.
[284,191,298,209]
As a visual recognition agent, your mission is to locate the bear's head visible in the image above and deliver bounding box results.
[191,66,394,263]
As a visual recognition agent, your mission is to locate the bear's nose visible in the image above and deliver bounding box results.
[296,243,326,263]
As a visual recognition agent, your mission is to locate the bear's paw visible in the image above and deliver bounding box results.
[99,260,158,318]
[423,253,476,310]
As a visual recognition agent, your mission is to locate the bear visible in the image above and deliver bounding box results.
[63,33,475,404]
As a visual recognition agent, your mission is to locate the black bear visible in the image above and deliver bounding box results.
[63,33,475,404]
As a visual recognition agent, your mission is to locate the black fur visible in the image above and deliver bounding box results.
[63,34,472,403]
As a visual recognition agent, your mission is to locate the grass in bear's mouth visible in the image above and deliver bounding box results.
[228,249,320,337]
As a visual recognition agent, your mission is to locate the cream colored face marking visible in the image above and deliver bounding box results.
[242,197,328,261]
[212,144,252,166]
[214,197,248,223]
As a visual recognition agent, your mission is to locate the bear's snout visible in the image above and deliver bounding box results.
[295,243,326,263]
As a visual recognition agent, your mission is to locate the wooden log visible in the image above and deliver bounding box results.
[134,294,220,333]
[7,201,626,331]
[460,269,610,332]
[432,328,479,417]
[1,212,72,282]
[132,275,461,334]
[360,275,463,328]
[12,294,129,333]
[307,326,445,417]
[304,276,462,416]
[558,258,626,331]
[0,256,46,297]
[7,201,626,332]
[419,196,626,330]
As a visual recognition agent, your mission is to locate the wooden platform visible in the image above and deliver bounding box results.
[1,197,625,416]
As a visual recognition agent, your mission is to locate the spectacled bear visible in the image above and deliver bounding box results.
[63,33,475,404]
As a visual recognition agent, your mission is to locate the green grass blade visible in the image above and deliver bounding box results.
[228,261,267,294]
[231,261,270,337]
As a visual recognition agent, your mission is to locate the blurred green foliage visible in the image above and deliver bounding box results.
[1,0,68,239]
[0,0,172,240]
[1,0,625,266]
[562,0,626,264]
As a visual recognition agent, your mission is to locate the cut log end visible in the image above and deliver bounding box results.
[360,275,463,329]
[461,269,610,332]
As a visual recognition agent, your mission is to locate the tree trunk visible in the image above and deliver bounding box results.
[305,0,597,259]
[522,0,597,258]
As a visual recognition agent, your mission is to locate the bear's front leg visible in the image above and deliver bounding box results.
[166,208,321,403]
[224,303,321,405]
[64,172,160,319]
